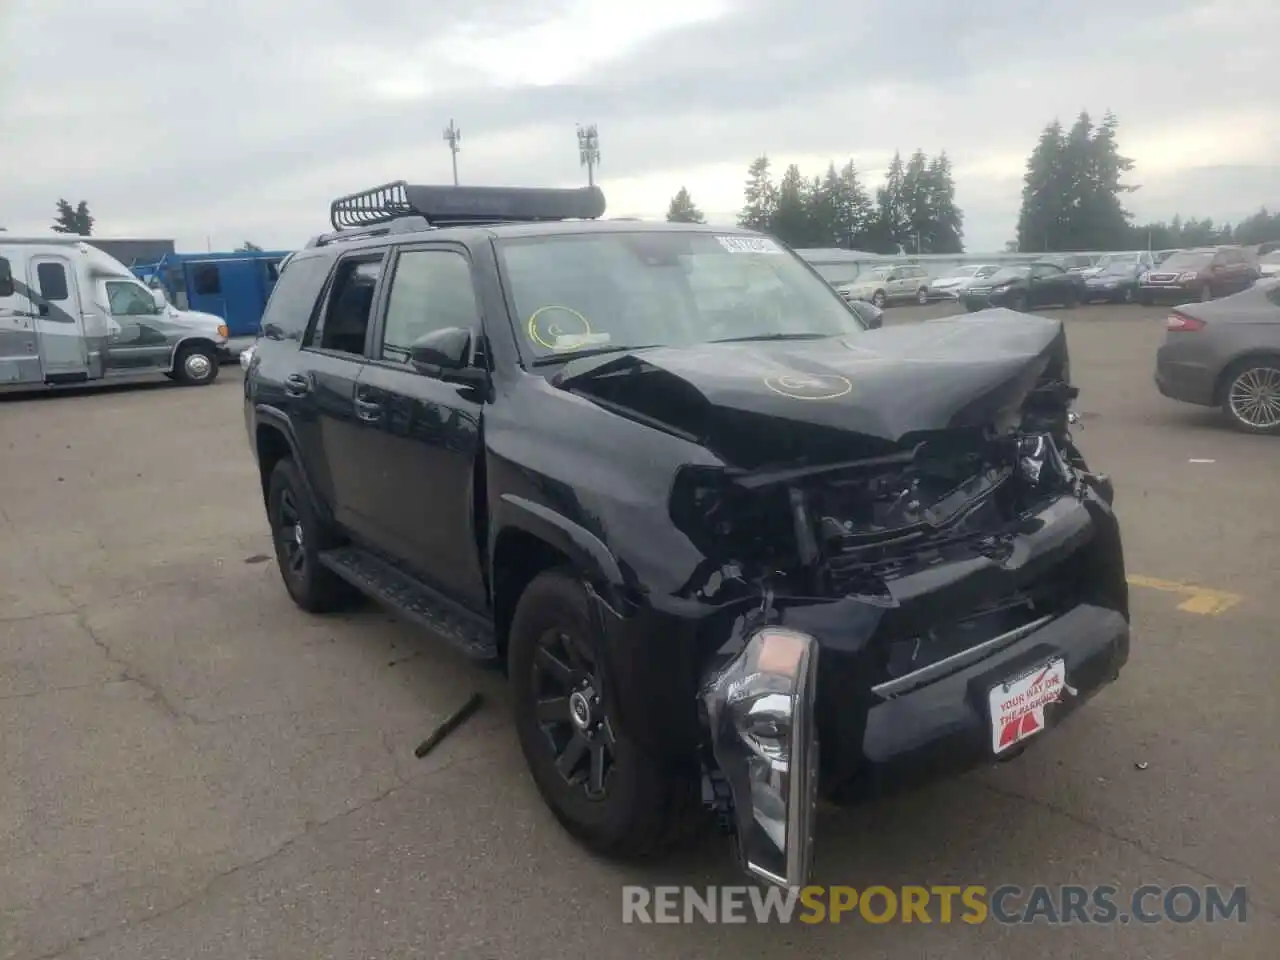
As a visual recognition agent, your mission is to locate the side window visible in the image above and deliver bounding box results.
[379,249,480,361]
[106,281,157,316]
[0,256,13,297]
[260,253,330,341]
[309,256,382,355]
[192,264,221,295]
[37,262,69,301]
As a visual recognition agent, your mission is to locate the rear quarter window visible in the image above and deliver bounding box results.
[259,254,332,340]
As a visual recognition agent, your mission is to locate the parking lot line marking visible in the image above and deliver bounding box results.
[1127,575,1243,616]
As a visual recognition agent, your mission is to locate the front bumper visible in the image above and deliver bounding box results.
[1140,283,1198,303]
[678,485,1130,888]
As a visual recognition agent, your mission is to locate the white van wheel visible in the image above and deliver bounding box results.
[174,344,220,386]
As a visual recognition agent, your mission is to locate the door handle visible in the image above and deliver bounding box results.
[284,374,311,397]
[354,397,383,422]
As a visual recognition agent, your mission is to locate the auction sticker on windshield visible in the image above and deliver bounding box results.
[717,236,784,255]
[989,659,1067,754]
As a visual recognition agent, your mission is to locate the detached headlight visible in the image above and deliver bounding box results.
[702,627,819,888]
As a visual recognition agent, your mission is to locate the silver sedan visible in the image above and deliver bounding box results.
[1154,278,1280,433]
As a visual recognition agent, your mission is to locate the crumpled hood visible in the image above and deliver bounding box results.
[552,309,1068,467]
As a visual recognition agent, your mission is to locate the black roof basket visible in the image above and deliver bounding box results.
[328,181,607,231]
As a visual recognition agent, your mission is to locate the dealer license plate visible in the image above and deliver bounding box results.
[988,659,1067,755]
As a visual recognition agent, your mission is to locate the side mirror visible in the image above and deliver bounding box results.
[151,288,168,311]
[409,327,488,387]
[0,259,12,298]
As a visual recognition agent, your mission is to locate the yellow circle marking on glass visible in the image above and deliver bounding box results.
[528,305,591,350]
[763,374,853,401]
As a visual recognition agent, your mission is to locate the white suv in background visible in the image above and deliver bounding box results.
[927,264,1000,300]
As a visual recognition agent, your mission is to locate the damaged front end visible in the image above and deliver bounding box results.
[688,403,1122,890]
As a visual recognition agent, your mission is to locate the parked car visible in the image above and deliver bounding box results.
[1042,253,1098,275]
[962,262,1085,312]
[243,180,1129,890]
[1154,278,1280,434]
[838,263,932,307]
[1139,246,1259,305]
[1081,253,1156,304]
[926,264,1001,300]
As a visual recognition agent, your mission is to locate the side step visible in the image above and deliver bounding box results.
[317,546,498,661]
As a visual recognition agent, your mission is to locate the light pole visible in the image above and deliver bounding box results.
[576,123,600,187]
[443,119,462,186]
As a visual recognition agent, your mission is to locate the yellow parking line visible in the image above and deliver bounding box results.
[1127,575,1243,616]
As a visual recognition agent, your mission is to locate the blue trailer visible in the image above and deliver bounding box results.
[130,250,292,349]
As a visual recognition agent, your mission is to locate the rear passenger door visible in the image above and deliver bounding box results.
[352,244,489,609]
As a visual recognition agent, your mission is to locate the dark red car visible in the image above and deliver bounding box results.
[1139,246,1258,305]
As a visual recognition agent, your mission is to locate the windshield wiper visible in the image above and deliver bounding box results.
[530,344,664,367]
[707,332,831,344]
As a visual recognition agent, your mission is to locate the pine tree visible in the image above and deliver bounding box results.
[1016,120,1067,252]
[901,149,931,254]
[1086,111,1138,248]
[772,164,810,247]
[867,152,909,254]
[836,160,873,249]
[926,152,964,253]
[738,155,777,233]
[52,198,94,236]
[665,187,705,224]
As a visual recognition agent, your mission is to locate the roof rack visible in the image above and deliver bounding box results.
[328,180,606,231]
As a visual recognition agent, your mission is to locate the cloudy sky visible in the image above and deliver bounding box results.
[2,0,1275,253]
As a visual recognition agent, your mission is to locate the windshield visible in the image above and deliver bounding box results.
[496,231,864,361]
[1160,251,1213,271]
[1100,259,1139,275]
[988,266,1030,283]
[856,266,892,283]
[974,265,999,278]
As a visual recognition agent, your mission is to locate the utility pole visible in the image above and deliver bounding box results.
[442,119,462,185]
[577,123,600,187]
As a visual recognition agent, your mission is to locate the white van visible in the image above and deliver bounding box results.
[0,236,230,389]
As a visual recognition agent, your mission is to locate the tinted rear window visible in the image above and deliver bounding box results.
[259,254,331,340]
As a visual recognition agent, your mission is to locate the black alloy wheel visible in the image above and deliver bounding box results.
[266,459,360,613]
[531,626,615,801]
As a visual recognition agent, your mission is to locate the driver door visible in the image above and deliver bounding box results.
[103,279,173,371]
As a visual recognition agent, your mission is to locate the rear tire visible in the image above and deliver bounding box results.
[172,343,220,386]
[1219,357,1280,435]
[267,459,362,613]
[509,569,702,858]
[916,287,929,305]
[1063,287,1079,308]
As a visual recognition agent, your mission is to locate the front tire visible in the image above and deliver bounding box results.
[267,459,362,612]
[172,343,220,386]
[509,569,701,858]
[916,287,929,305]
[1008,292,1028,312]
[871,290,887,309]
[1220,357,1280,435]
[1198,284,1214,302]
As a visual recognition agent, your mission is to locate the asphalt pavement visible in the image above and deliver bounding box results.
[1,302,1276,959]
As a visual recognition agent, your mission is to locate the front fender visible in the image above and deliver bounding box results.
[491,493,632,615]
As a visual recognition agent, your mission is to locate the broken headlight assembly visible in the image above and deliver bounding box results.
[701,627,819,888]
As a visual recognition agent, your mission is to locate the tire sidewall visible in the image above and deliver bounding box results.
[267,461,322,606]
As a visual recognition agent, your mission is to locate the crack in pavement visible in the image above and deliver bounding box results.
[980,782,1276,916]
[24,747,496,960]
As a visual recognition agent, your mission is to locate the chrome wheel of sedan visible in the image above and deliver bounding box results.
[1225,362,1280,434]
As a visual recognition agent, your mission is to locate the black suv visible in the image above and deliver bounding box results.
[244,181,1130,889]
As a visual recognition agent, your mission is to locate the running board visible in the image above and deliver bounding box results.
[317,546,498,661]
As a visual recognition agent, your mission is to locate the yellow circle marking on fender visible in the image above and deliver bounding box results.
[527,305,591,351]
[763,373,853,401]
